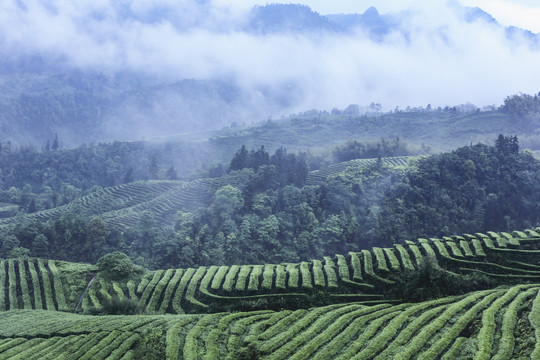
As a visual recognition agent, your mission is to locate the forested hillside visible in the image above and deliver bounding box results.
[1,135,540,272]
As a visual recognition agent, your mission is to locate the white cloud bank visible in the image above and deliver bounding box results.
[0,0,539,114]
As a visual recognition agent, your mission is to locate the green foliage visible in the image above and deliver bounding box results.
[37,259,56,310]
[139,270,164,308]
[501,92,540,117]
[1,235,20,257]
[380,142,540,244]
[0,284,539,359]
[492,288,537,360]
[333,137,413,162]
[5,136,540,272]
[97,252,141,280]
[390,255,458,301]
[229,342,262,360]
[495,134,519,155]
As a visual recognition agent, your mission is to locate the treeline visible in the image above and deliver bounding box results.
[0,211,114,262]
[378,135,540,241]
[332,137,411,162]
[0,136,413,214]
[501,92,540,117]
[229,145,309,187]
[3,137,540,269]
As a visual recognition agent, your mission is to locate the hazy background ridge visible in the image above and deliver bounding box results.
[0,0,539,145]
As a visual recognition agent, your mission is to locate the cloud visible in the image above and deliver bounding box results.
[1,0,540,117]
[460,0,540,32]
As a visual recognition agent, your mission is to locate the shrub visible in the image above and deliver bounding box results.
[389,256,456,301]
[133,325,166,360]
[87,295,142,315]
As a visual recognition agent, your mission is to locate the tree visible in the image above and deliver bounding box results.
[257,215,280,249]
[229,145,249,171]
[7,247,30,259]
[501,92,540,116]
[211,185,244,221]
[495,134,519,155]
[149,155,159,179]
[166,166,178,180]
[1,235,20,257]
[344,104,360,116]
[32,234,49,257]
[27,199,37,213]
[52,134,59,151]
[124,167,135,184]
[97,252,141,280]
[85,216,108,260]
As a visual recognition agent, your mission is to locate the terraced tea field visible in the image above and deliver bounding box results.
[0,179,221,231]
[0,156,416,232]
[1,283,540,359]
[71,228,540,314]
[3,229,540,314]
[3,228,540,358]
[304,156,414,186]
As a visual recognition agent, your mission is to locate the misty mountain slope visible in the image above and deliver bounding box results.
[0,105,531,207]
[326,6,399,40]
[0,180,185,226]
[3,138,540,270]
[304,155,414,185]
[0,73,276,146]
[247,4,344,34]
[211,108,539,153]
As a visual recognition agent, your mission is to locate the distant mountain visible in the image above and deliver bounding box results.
[326,7,399,40]
[247,4,344,34]
[506,26,540,49]
[327,4,539,45]
[462,6,498,24]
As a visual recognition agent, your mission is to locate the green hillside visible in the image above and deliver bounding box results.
[2,228,540,358]
[210,108,540,153]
